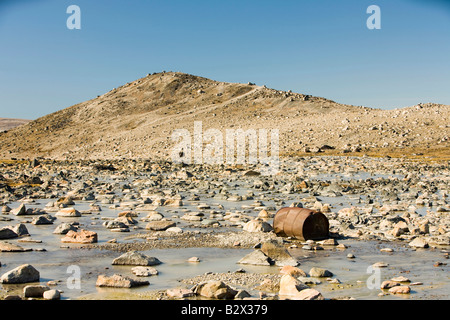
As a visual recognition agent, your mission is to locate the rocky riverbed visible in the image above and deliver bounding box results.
[0,156,448,300]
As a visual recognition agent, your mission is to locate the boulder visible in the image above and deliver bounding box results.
[292,288,324,300]
[143,211,164,221]
[163,199,183,207]
[10,223,30,236]
[237,249,271,266]
[23,285,50,298]
[194,280,237,299]
[166,288,195,299]
[43,289,61,300]
[280,265,308,277]
[112,251,162,266]
[380,280,400,289]
[278,274,310,299]
[32,215,54,225]
[166,227,183,233]
[11,203,26,216]
[103,220,129,229]
[0,227,18,240]
[145,220,176,231]
[96,274,149,288]
[53,223,77,234]
[309,267,333,277]
[0,241,32,252]
[118,211,139,217]
[115,216,138,225]
[0,264,40,284]
[389,285,411,294]
[131,266,159,277]
[55,208,81,217]
[60,229,98,244]
[260,241,298,266]
[243,219,273,233]
[409,237,429,248]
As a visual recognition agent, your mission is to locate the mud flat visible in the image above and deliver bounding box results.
[0,156,448,300]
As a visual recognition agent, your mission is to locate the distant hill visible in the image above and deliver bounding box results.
[0,118,31,132]
[0,72,448,160]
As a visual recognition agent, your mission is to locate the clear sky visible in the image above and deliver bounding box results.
[1,0,449,119]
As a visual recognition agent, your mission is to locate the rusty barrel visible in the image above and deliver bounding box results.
[273,207,329,240]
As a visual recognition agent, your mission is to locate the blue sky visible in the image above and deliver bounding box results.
[0,0,449,119]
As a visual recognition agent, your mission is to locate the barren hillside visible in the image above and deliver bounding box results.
[0,72,448,160]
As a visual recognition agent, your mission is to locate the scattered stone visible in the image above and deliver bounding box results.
[187,257,201,263]
[43,289,61,300]
[260,241,298,266]
[32,215,54,225]
[23,285,50,298]
[61,229,98,244]
[372,262,389,268]
[96,274,149,288]
[309,267,333,278]
[166,288,195,299]
[234,289,251,299]
[389,285,411,294]
[11,203,26,216]
[131,266,159,277]
[320,238,339,246]
[381,280,400,289]
[391,276,411,283]
[112,251,162,266]
[0,242,32,252]
[9,223,30,236]
[292,288,324,300]
[278,274,310,299]
[145,220,176,231]
[243,219,273,233]
[0,227,18,239]
[279,265,308,277]
[194,280,237,299]
[53,223,77,234]
[409,237,429,248]
[238,250,271,266]
[0,264,40,284]
[166,226,183,233]
[55,207,81,217]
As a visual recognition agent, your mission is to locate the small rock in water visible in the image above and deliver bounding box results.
[309,267,333,277]
[391,276,411,282]
[96,274,149,288]
[372,262,389,268]
[380,281,400,289]
[112,251,162,266]
[388,285,411,294]
[43,289,61,300]
[131,266,159,277]
[0,264,40,284]
[187,257,201,263]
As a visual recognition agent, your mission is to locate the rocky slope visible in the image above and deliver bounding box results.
[0,72,448,160]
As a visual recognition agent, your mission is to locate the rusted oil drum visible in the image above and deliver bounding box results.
[273,207,329,240]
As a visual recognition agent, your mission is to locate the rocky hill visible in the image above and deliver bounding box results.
[0,72,448,161]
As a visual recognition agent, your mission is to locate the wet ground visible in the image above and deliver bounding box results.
[0,156,449,300]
